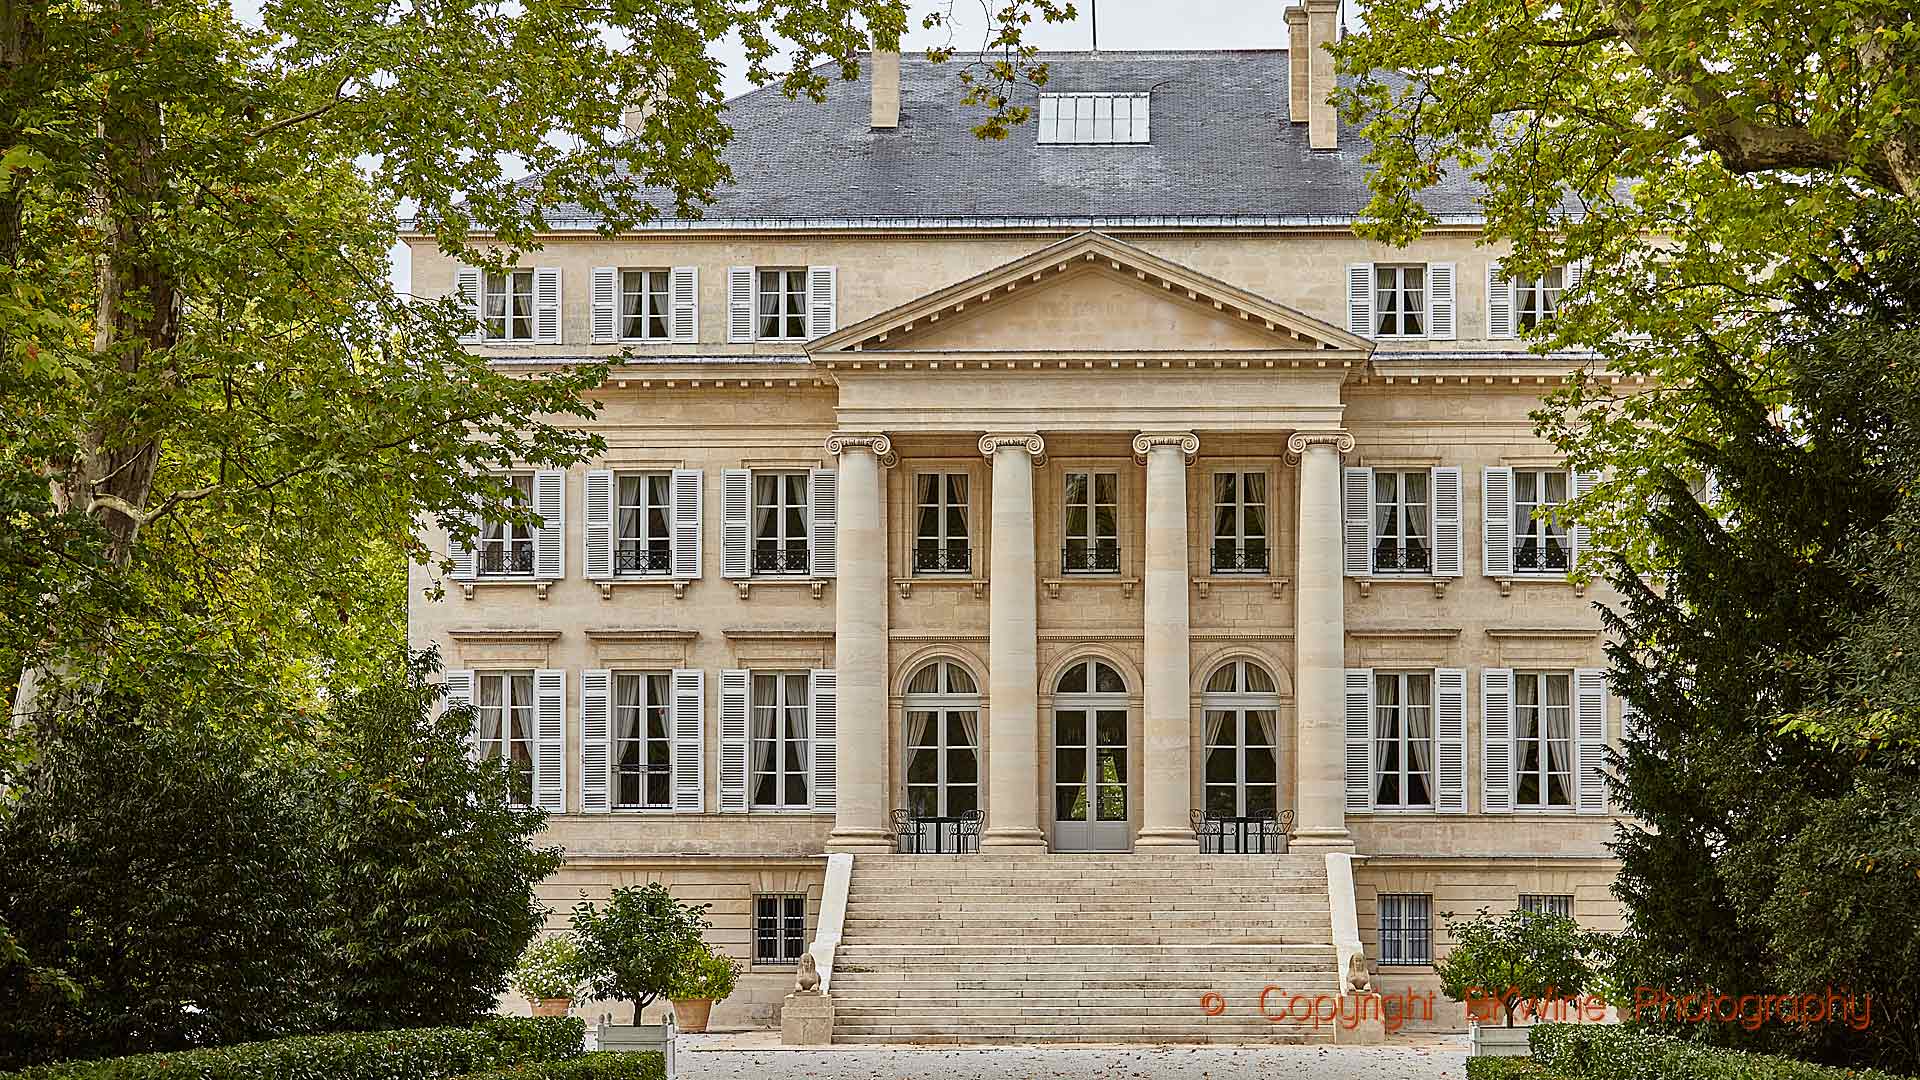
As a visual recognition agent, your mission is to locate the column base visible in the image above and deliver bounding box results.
[978,827,1049,853]
[1288,828,1356,852]
[824,828,895,854]
[1134,827,1200,851]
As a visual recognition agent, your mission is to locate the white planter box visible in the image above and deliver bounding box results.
[1469,1022,1533,1057]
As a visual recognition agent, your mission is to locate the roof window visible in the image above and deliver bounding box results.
[1036,93,1150,145]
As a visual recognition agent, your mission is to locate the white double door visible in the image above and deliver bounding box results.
[1051,701,1131,852]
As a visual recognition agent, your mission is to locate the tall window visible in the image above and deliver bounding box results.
[483,269,536,341]
[1519,894,1574,917]
[754,894,808,965]
[1062,470,1119,573]
[613,672,672,809]
[752,472,810,574]
[1211,472,1269,573]
[1514,469,1571,573]
[914,473,970,574]
[1378,894,1434,966]
[621,269,670,340]
[475,671,535,806]
[617,472,672,575]
[1374,265,1426,337]
[1514,268,1564,331]
[1202,661,1280,819]
[903,661,981,846]
[1374,671,1434,809]
[750,672,810,809]
[756,268,808,340]
[1372,470,1430,573]
[477,474,535,576]
[1515,671,1574,808]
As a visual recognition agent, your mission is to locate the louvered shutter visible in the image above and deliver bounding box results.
[727,267,755,343]
[1435,668,1468,813]
[807,266,837,338]
[533,668,566,813]
[1482,467,1514,577]
[1346,263,1375,338]
[591,267,618,343]
[1427,262,1457,340]
[1430,467,1464,576]
[1564,260,1588,297]
[718,669,750,811]
[1345,669,1374,813]
[583,469,614,580]
[1481,668,1515,813]
[455,267,483,344]
[1343,467,1374,576]
[810,669,838,813]
[1575,668,1609,815]
[579,669,611,813]
[670,266,699,343]
[808,468,837,578]
[532,469,565,579]
[672,668,705,812]
[1570,469,1600,570]
[533,267,562,344]
[447,509,476,580]
[671,468,703,579]
[721,469,751,578]
[444,668,477,759]
[1487,262,1514,339]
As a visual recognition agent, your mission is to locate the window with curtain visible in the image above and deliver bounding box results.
[913,473,970,574]
[750,672,811,809]
[1371,470,1431,573]
[475,671,535,806]
[752,471,810,574]
[1515,671,1574,808]
[477,474,536,576]
[1374,671,1434,809]
[1211,471,1269,573]
[756,268,808,339]
[1374,264,1426,337]
[483,269,535,341]
[620,269,671,339]
[903,660,980,820]
[613,672,672,809]
[1063,470,1119,573]
[1513,268,1565,331]
[616,472,672,575]
[1514,469,1571,573]
[1201,660,1281,819]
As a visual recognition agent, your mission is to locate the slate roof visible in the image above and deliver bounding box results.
[526,50,1489,229]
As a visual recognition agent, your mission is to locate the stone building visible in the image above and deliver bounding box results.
[407,26,1626,1040]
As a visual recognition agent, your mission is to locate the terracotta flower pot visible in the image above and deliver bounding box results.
[672,998,713,1032]
[530,997,572,1017]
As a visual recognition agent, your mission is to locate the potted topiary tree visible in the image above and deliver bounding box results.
[1434,907,1605,1057]
[512,934,582,1017]
[665,944,741,1034]
[569,882,712,1048]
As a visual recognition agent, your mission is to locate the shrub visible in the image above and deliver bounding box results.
[1530,1023,1916,1080]
[472,1017,585,1067]
[1435,908,1608,1027]
[512,937,584,1003]
[569,884,711,1022]
[664,946,739,1003]
[453,1052,665,1080]
[1465,1060,1570,1080]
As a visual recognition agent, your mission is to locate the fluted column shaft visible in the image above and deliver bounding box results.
[979,433,1049,851]
[1136,432,1200,850]
[1291,430,1355,848]
[825,433,894,852]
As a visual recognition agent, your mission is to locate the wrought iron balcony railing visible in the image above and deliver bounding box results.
[1211,544,1270,574]
[1373,543,1432,573]
[1191,808,1294,854]
[913,543,972,575]
[752,544,811,574]
[477,546,536,576]
[616,545,672,574]
[1061,541,1121,575]
[1514,540,1571,572]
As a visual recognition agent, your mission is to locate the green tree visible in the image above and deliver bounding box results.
[568,884,712,1023]
[1436,908,1606,1028]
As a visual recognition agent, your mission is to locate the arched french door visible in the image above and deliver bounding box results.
[1051,658,1131,852]
[1202,659,1282,851]
[901,659,981,851]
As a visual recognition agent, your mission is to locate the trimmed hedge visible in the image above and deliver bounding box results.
[1466,1060,1570,1080]
[454,1052,665,1080]
[1531,1024,1914,1080]
[1,1017,585,1080]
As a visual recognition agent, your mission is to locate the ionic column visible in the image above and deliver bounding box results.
[825,432,896,853]
[1289,430,1356,849]
[1134,431,1201,850]
[978,433,1049,852]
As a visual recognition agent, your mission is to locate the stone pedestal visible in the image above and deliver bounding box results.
[780,992,835,1045]
[1334,994,1388,1045]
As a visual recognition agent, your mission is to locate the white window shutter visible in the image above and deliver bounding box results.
[1487,262,1514,339]
[455,267,483,344]
[727,267,755,343]
[1344,669,1374,813]
[444,668,477,759]
[1427,262,1457,340]
[672,668,705,812]
[532,469,565,579]
[670,266,699,344]
[583,469,614,580]
[810,669,838,813]
[1575,668,1609,815]
[718,669,750,812]
[590,267,617,343]
[533,267,562,344]
[533,668,566,813]
[447,511,476,580]
[1571,469,1600,570]
[1481,668,1514,814]
[807,266,837,338]
[1430,467,1464,576]
[809,468,838,578]
[579,669,612,814]
[1564,260,1589,295]
[1346,262,1375,338]
[1435,668,1468,813]
[1343,467,1374,576]
[1482,467,1514,577]
[721,469,751,578]
[671,468,703,579]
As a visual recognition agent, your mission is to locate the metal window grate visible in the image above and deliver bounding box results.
[1519,893,1574,918]
[753,894,808,965]
[1378,893,1433,966]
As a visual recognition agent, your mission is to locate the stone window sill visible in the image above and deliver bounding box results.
[1355,575,1453,599]
[457,577,555,600]
[589,576,694,600]
[730,577,831,601]
[1042,576,1139,600]
[1192,575,1290,599]
[895,577,989,600]
[1493,574,1586,597]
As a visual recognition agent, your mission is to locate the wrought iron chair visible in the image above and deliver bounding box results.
[1190,808,1294,853]
[890,808,984,853]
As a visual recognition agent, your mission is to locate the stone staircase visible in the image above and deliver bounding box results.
[828,853,1342,1044]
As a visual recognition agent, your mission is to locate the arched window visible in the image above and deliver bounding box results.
[1052,659,1130,852]
[903,660,980,820]
[1202,660,1281,819]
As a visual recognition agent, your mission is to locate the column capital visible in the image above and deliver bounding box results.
[1131,431,1200,466]
[1286,429,1355,459]
[978,432,1047,466]
[825,431,897,468]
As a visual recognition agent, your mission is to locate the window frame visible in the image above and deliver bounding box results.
[618,268,672,342]
[476,473,537,578]
[475,670,536,807]
[1061,468,1120,575]
[749,671,812,811]
[1513,468,1572,575]
[755,267,809,341]
[1373,670,1437,811]
[611,671,673,811]
[1369,468,1433,574]
[483,269,537,342]
[912,471,972,576]
[750,470,811,576]
[614,471,673,577]
[1035,92,1152,145]
[753,893,809,966]
[1519,893,1575,918]
[1513,267,1565,332]
[902,660,981,821]
[1373,264,1428,338]
[1201,661,1282,820]
[1378,893,1434,966]
[1514,670,1576,810]
[1210,470,1270,575]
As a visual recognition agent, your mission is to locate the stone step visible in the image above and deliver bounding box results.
[827,1024,1334,1040]
[852,855,1323,865]
[831,1032,1332,1045]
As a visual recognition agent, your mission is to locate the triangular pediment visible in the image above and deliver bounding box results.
[809,231,1372,355]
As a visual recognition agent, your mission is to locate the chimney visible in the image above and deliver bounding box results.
[870,48,900,130]
[1284,5,1309,124]
[1306,0,1340,149]
[621,104,647,136]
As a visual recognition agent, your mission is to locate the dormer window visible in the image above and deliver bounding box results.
[1037,93,1151,145]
